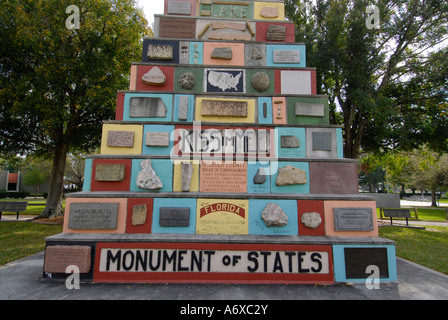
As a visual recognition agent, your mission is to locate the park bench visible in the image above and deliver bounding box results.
[383,208,411,226]
[0,201,28,220]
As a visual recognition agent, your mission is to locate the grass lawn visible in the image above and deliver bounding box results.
[379,226,448,275]
[0,222,63,266]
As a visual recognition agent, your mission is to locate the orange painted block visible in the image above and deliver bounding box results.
[323,201,378,237]
[63,198,128,234]
[203,42,245,66]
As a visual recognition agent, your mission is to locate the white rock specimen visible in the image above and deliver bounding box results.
[262,203,288,227]
[136,159,163,190]
[301,212,322,229]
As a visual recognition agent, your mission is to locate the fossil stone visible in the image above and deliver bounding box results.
[266,25,286,41]
[178,72,196,90]
[262,203,288,227]
[276,165,307,186]
[136,159,163,190]
[301,212,322,229]
[251,72,270,92]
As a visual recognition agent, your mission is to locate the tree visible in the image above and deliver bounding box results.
[0,0,149,217]
[65,153,87,192]
[285,0,448,158]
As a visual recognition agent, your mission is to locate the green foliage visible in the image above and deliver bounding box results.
[285,0,448,158]
[0,0,148,157]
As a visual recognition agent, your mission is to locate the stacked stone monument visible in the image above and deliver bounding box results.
[43,0,397,284]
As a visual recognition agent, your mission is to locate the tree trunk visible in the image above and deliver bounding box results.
[431,188,438,207]
[39,142,69,218]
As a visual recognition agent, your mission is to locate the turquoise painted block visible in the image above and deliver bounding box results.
[152,198,197,234]
[270,161,310,194]
[130,159,173,192]
[189,42,203,65]
[142,125,175,156]
[276,127,306,158]
[333,244,398,283]
[82,158,93,191]
[123,93,173,122]
[258,97,273,124]
[249,199,298,236]
[336,128,344,159]
[174,95,194,122]
[247,162,271,194]
[266,45,306,68]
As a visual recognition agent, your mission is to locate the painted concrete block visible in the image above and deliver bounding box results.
[309,162,359,194]
[100,124,143,155]
[249,199,298,236]
[333,245,397,283]
[195,97,256,123]
[196,199,249,235]
[266,45,306,68]
[82,158,93,192]
[247,161,271,194]
[142,125,175,156]
[270,161,310,194]
[90,159,132,192]
[189,42,204,65]
[172,160,200,192]
[63,197,128,234]
[256,22,295,42]
[254,2,285,21]
[272,97,286,125]
[258,97,273,124]
[142,39,179,64]
[130,159,173,192]
[152,198,197,234]
[297,200,326,236]
[276,127,306,158]
[323,201,378,237]
[135,65,175,91]
[123,93,173,122]
[203,42,245,66]
[174,95,194,122]
[126,198,154,234]
[287,97,330,125]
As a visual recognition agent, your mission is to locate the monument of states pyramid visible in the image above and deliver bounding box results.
[43,0,397,284]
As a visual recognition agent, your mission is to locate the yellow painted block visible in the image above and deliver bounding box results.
[195,97,256,123]
[172,160,200,192]
[196,199,249,235]
[254,2,285,21]
[100,124,143,155]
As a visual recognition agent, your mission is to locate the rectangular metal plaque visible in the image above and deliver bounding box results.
[273,50,300,63]
[344,248,389,279]
[68,203,119,230]
[95,164,125,182]
[159,207,190,227]
[333,208,374,231]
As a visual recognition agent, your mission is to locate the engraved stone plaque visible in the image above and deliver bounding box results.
[44,246,92,273]
[132,204,147,226]
[146,132,170,147]
[107,131,135,148]
[159,207,190,227]
[333,207,374,231]
[146,44,174,60]
[68,203,119,230]
[201,100,248,117]
[167,1,191,15]
[129,97,167,118]
[159,17,196,39]
[344,248,389,279]
[95,164,125,182]
[295,103,325,117]
[178,95,189,120]
[273,50,300,63]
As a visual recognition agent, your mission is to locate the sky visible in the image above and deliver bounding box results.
[137,0,165,26]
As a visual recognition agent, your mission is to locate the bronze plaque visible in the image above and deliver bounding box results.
[344,248,389,279]
[200,161,247,193]
[159,17,196,39]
